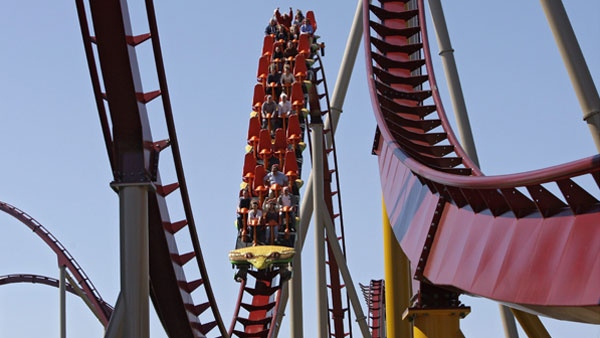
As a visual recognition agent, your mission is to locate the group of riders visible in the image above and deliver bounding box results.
[235,8,322,250]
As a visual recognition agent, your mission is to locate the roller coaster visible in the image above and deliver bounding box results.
[1,1,599,337]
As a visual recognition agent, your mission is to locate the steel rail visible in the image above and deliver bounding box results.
[0,273,115,325]
[74,0,227,336]
[144,1,228,336]
[0,201,112,325]
[306,53,354,338]
[0,274,78,295]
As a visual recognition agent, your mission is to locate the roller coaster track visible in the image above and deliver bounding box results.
[0,272,117,324]
[360,280,385,338]
[229,268,285,338]
[364,0,600,324]
[306,53,354,338]
[0,274,78,295]
[0,201,113,325]
[75,0,227,336]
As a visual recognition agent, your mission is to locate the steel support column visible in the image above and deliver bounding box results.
[289,237,304,338]
[540,0,600,152]
[311,121,329,338]
[511,309,551,338]
[105,183,150,338]
[427,0,480,167]
[59,264,67,338]
[328,0,363,131]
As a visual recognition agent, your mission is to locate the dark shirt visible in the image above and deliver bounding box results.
[273,50,284,60]
[266,72,281,86]
[238,197,251,210]
[265,210,279,223]
[265,24,278,36]
[276,31,289,42]
[284,46,298,58]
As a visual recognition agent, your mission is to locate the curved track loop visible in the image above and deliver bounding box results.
[364,0,600,324]
[75,1,227,336]
[0,201,112,325]
[306,53,354,337]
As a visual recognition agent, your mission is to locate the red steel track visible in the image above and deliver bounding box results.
[364,0,600,324]
[360,280,385,338]
[0,274,79,295]
[74,0,227,336]
[0,201,113,325]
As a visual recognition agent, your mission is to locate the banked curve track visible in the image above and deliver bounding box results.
[364,0,600,324]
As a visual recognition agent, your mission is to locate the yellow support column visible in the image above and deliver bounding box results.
[383,199,413,337]
[404,307,470,338]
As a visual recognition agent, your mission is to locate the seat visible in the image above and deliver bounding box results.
[297,33,311,58]
[247,116,261,159]
[280,205,294,238]
[248,216,261,246]
[262,34,275,57]
[257,54,270,85]
[293,53,307,83]
[253,83,265,113]
[280,82,292,97]
[279,107,291,134]
[269,183,283,200]
[242,152,257,184]
[306,11,317,33]
[272,57,283,74]
[283,149,299,185]
[272,128,287,166]
[266,218,279,245]
[286,114,302,150]
[257,129,273,165]
[239,208,250,242]
[286,114,301,138]
[290,82,305,114]
[252,165,268,207]
[266,81,280,100]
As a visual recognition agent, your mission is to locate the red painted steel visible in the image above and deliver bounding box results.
[75,0,227,336]
[364,0,600,324]
[0,202,112,325]
[0,274,80,295]
[361,280,385,338]
[307,55,354,337]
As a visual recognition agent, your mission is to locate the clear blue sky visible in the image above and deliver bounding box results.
[1,1,599,337]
